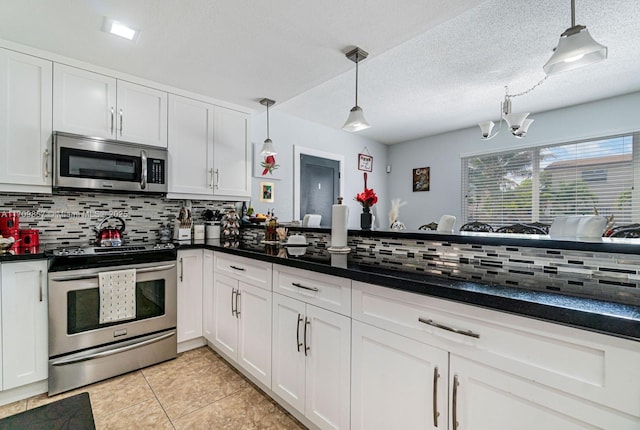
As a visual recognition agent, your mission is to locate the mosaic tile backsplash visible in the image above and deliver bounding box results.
[242,227,640,306]
[0,192,237,246]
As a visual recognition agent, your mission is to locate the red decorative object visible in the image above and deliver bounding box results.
[355,172,378,208]
[261,155,279,176]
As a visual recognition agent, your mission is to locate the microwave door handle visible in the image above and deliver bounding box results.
[140,150,147,190]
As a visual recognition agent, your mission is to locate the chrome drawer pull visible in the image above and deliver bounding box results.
[230,265,245,271]
[291,282,319,292]
[418,317,480,339]
[304,317,310,356]
[231,289,237,316]
[296,313,303,352]
[433,366,440,427]
[235,290,241,318]
[453,374,460,430]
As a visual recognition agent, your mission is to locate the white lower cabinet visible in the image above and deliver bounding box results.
[211,254,272,387]
[202,250,215,342]
[177,249,203,343]
[351,281,640,430]
[450,354,639,430]
[272,292,351,430]
[351,320,448,430]
[0,260,48,390]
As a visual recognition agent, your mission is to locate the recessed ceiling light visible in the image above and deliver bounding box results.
[102,17,139,41]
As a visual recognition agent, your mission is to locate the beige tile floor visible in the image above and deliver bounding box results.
[0,347,307,429]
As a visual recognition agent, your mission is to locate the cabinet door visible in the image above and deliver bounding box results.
[202,250,215,343]
[351,320,448,430]
[237,281,272,387]
[272,292,306,413]
[304,304,351,430]
[53,63,116,139]
[211,273,239,360]
[167,94,214,196]
[177,250,203,343]
[0,49,52,190]
[213,107,250,198]
[450,355,640,430]
[1,260,48,389]
[116,80,167,147]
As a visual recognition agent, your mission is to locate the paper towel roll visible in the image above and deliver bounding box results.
[331,200,349,248]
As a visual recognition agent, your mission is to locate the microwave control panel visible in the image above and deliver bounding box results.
[147,159,165,184]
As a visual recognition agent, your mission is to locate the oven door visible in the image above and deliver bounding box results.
[48,261,177,357]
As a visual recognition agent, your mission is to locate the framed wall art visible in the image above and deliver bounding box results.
[412,167,430,192]
[260,181,274,202]
[358,153,373,172]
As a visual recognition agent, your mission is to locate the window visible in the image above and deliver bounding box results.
[462,134,637,227]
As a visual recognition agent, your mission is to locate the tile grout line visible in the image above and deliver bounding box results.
[140,369,177,430]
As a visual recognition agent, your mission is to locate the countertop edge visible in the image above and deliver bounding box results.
[181,242,640,343]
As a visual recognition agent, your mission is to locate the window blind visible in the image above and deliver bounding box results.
[462,134,635,227]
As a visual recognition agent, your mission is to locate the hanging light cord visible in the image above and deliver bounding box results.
[570,0,576,27]
[266,103,270,139]
[354,52,360,107]
[505,75,549,99]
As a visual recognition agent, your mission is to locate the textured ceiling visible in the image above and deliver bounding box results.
[1,0,639,144]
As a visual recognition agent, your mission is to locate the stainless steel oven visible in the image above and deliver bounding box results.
[47,246,177,395]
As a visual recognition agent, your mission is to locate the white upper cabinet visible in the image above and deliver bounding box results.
[212,107,250,198]
[0,48,52,192]
[167,94,250,200]
[167,94,214,196]
[53,63,167,147]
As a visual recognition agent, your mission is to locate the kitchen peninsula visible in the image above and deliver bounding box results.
[172,225,640,430]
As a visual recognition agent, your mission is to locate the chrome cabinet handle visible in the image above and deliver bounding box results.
[110,107,114,134]
[453,374,460,430]
[119,108,123,135]
[418,317,480,339]
[304,317,310,356]
[231,288,237,317]
[140,150,147,190]
[433,366,440,427]
[229,265,245,271]
[296,313,303,352]
[43,149,50,178]
[214,169,219,189]
[291,282,319,292]
[179,257,184,282]
[39,270,43,302]
[235,290,241,318]
[209,168,214,189]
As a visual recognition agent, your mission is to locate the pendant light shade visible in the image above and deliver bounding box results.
[543,0,607,75]
[259,98,276,156]
[343,47,370,132]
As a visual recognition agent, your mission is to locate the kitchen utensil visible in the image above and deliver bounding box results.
[95,216,126,247]
[0,237,16,253]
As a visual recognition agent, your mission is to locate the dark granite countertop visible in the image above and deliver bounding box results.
[178,239,640,342]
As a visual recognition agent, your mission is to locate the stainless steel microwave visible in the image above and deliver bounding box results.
[53,132,167,194]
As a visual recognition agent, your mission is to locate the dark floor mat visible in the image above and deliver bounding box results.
[0,392,95,430]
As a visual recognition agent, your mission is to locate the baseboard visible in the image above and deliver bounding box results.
[178,337,206,353]
[0,380,48,407]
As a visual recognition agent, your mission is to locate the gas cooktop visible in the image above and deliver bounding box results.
[49,243,175,256]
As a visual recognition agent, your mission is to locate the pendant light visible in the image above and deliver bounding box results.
[342,47,371,132]
[259,98,276,156]
[543,0,607,75]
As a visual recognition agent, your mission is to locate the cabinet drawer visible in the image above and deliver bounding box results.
[273,266,351,316]
[213,253,272,291]
[352,281,640,418]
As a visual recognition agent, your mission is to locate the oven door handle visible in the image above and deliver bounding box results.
[51,331,176,366]
[50,264,176,281]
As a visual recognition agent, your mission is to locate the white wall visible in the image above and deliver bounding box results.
[388,91,640,230]
[250,110,389,228]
